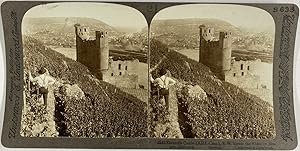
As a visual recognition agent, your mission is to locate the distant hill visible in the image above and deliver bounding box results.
[148,18,242,49]
[22,36,147,137]
[148,18,274,53]
[22,17,122,47]
[150,18,242,35]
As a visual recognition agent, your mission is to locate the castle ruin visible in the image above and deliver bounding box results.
[199,25,232,80]
[74,24,144,89]
[224,58,262,89]
[199,25,263,89]
[75,24,109,79]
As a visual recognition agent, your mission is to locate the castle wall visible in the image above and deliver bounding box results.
[102,59,140,88]
[224,59,261,89]
[75,25,142,89]
[103,73,139,89]
[225,73,260,89]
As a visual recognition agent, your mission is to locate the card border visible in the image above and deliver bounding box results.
[0,1,298,150]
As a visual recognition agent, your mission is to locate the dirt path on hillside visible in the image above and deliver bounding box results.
[45,87,58,136]
[150,86,183,138]
[21,85,58,137]
[33,87,58,137]
[149,53,183,138]
[166,86,184,138]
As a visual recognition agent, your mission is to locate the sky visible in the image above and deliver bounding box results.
[24,2,148,32]
[154,4,275,34]
[25,3,275,34]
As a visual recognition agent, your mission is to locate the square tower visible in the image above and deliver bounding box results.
[199,25,233,80]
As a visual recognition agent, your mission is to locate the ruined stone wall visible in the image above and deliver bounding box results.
[225,59,262,89]
[102,59,141,88]
[103,73,139,89]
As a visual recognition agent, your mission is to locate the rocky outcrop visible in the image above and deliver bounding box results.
[62,84,85,100]
[181,85,207,100]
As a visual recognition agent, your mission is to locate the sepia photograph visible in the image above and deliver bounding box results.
[149,4,275,139]
[20,2,276,140]
[1,0,299,149]
[21,2,148,138]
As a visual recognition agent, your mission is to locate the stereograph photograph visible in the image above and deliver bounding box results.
[21,2,149,138]
[149,4,275,139]
[20,2,275,140]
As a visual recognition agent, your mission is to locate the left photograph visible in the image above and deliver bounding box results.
[21,3,148,137]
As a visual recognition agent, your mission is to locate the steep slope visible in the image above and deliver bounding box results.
[150,39,275,139]
[22,36,147,137]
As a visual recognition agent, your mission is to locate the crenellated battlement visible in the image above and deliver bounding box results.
[75,24,90,40]
[199,25,215,41]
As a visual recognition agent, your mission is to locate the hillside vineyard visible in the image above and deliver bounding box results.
[20,3,276,140]
[22,36,148,137]
[149,39,274,139]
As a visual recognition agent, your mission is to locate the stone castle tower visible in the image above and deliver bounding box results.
[199,25,232,80]
[75,24,109,79]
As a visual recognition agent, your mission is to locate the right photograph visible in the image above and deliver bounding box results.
[149,4,275,139]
